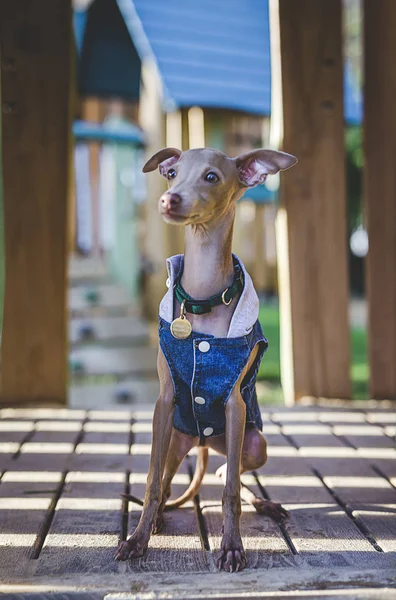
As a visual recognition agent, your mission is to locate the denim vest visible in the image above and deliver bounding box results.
[158,254,268,439]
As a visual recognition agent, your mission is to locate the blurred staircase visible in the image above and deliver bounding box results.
[68,255,159,410]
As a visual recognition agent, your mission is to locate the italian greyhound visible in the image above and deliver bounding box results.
[115,147,297,572]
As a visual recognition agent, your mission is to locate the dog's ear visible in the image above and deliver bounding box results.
[235,149,297,187]
[142,148,182,177]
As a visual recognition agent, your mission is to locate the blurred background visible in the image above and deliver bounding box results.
[0,0,369,410]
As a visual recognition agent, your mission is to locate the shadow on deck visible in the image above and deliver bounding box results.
[0,405,395,599]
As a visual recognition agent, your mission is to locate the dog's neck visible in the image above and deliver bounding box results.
[181,210,235,300]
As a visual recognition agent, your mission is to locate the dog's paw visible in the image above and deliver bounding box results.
[216,536,247,573]
[253,498,289,521]
[152,511,165,534]
[114,535,148,561]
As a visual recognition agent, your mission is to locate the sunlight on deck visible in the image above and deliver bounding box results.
[66,472,125,483]
[83,422,130,433]
[2,472,62,482]
[0,421,34,431]
[75,443,130,454]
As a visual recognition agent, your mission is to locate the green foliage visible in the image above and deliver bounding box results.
[345,126,363,234]
[258,304,281,382]
[258,303,368,402]
[350,325,369,399]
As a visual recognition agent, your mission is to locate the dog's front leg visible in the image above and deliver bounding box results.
[115,348,174,561]
[217,389,246,572]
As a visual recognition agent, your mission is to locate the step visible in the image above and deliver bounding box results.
[69,346,157,376]
[68,284,130,312]
[68,255,108,281]
[69,316,150,346]
[69,378,159,409]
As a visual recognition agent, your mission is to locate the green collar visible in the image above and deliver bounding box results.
[174,261,244,315]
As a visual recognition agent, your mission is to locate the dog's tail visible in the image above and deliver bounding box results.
[165,446,209,510]
[120,446,209,509]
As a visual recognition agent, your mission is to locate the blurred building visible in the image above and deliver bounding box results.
[72,0,362,316]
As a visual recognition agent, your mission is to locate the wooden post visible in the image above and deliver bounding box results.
[139,60,167,320]
[253,204,268,292]
[0,0,72,404]
[80,98,101,257]
[274,0,351,403]
[364,1,396,399]
[165,109,184,257]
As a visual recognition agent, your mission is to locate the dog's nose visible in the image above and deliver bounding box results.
[160,192,182,211]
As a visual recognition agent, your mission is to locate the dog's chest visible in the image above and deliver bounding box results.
[159,319,251,407]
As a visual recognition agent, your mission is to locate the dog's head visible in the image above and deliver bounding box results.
[143,147,297,226]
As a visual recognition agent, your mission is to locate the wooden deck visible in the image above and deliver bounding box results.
[0,405,395,599]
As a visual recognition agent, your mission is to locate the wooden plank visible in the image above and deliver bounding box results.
[0,414,83,472]
[11,443,74,474]
[318,411,367,424]
[366,412,396,425]
[321,473,396,507]
[332,424,395,449]
[126,431,209,572]
[370,458,396,480]
[323,471,396,563]
[284,421,347,449]
[275,0,351,402]
[353,506,396,552]
[0,408,86,420]
[257,452,396,569]
[257,467,379,569]
[0,0,72,405]
[257,432,380,568]
[88,410,133,421]
[68,426,132,472]
[263,415,396,567]
[0,468,62,578]
[36,470,125,575]
[301,434,396,560]
[0,428,33,445]
[26,425,82,446]
[364,0,396,400]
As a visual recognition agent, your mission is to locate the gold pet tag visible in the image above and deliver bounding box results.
[171,300,192,339]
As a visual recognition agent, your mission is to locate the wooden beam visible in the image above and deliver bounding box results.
[364,1,396,399]
[253,205,268,292]
[188,107,205,149]
[165,110,184,257]
[275,0,351,403]
[139,60,167,321]
[0,0,72,404]
[80,98,101,257]
[68,40,77,255]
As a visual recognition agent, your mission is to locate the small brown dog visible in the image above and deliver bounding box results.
[115,147,297,571]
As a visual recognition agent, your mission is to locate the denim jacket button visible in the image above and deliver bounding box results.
[166,277,170,288]
[198,341,210,353]
[194,396,206,405]
[203,427,214,436]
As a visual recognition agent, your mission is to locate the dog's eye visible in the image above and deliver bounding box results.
[167,169,177,180]
[205,172,219,183]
